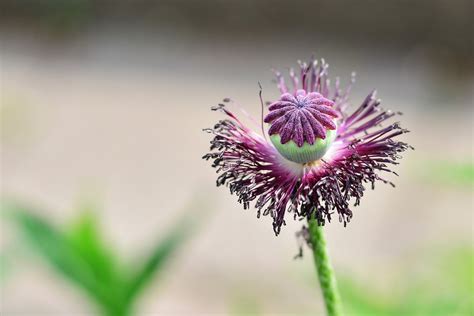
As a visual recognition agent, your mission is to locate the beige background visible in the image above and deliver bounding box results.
[1,5,473,314]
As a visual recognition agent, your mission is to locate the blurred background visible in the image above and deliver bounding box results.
[1,0,473,315]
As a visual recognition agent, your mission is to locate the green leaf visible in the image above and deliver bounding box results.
[121,196,210,308]
[67,210,121,290]
[3,201,123,315]
[123,215,196,306]
[2,197,210,316]
[12,208,100,292]
[66,210,128,315]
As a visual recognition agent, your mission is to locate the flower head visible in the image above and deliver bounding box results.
[203,58,412,235]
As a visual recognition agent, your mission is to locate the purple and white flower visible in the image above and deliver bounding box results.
[204,58,412,235]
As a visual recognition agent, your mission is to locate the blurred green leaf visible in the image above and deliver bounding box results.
[123,215,196,306]
[67,208,121,288]
[297,244,473,316]
[122,196,209,308]
[420,160,474,187]
[339,248,474,316]
[66,210,128,315]
[337,277,392,316]
[442,247,474,293]
[11,207,107,299]
[2,198,206,316]
[3,201,125,315]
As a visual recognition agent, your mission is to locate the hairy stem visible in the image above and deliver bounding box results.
[307,218,343,316]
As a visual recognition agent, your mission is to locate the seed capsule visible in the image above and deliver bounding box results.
[270,127,337,164]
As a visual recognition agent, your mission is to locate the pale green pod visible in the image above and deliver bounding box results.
[270,129,337,164]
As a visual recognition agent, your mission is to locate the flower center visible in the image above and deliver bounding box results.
[295,96,307,108]
[264,89,339,164]
[269,128,337,164]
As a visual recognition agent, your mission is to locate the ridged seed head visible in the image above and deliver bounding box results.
[264,89,339,163]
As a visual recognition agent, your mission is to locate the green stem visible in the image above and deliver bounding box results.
[308,218,343,316]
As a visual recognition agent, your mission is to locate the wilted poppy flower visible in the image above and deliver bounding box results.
[203,58,411,235]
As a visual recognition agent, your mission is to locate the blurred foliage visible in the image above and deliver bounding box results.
[229,294,263,316]
[294,244,473,315]
[418,160,474,188]
[337,247,474,316]
[1,199,199,316]
[1,0,95,34]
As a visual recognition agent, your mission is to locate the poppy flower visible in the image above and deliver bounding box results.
[204,58,412,235]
